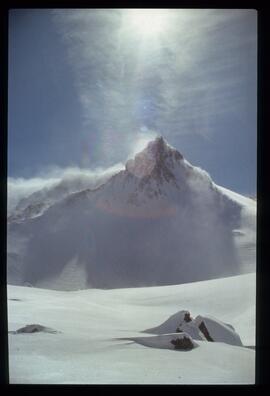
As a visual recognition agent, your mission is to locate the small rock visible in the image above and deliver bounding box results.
[171,336,194,350]
[10,324,60,334]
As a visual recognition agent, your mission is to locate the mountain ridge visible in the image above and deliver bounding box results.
[7,137,256,289]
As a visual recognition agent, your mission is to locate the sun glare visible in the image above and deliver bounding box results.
[124,9,170,38]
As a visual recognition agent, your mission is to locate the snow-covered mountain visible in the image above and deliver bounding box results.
[7,137,256,290]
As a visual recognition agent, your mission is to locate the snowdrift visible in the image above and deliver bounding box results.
[122,332,198,351]
[145,310,242,346]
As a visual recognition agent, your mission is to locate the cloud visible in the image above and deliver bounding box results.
[52,9,256,163]
[126,127,159,160]
[8,163,124,214]
[8,177,59,213]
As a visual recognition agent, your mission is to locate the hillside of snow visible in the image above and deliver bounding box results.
[7,272,256,384]
[7,137,256,290]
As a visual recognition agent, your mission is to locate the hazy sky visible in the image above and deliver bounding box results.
[8,9,257,195]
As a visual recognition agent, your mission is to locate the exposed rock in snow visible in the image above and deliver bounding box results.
[197,320,214,342]
[8,298,22,302]
[194,315,243,346]
[145,310,243,347]
[119,332,198,351]
[171,335,195,350]
[9,324,60,334]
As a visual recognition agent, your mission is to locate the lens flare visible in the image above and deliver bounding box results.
[124,9,170,38]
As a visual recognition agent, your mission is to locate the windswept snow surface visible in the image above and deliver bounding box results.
[8,272,255,384]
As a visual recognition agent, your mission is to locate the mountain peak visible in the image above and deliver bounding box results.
[147,134,172,149]
[126,136,183,179]
[145,136,169,158]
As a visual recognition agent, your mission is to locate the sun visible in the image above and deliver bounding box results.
[124,9,170,38]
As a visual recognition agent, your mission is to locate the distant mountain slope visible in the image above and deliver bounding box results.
[7,137,256,290]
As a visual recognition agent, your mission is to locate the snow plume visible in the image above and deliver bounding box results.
[8,163,124,215]
[127,128,159,160]
[8,177,59,214]
[182,164,243,279]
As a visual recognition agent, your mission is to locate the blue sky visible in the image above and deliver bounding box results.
[8,9,257,195]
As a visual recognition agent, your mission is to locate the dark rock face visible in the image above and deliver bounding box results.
[148,137,182,185]
[127,136,183,189]
[198,321,214,342]
[184,312,192,322]
[171,336,194,350]
[176,311,192,332]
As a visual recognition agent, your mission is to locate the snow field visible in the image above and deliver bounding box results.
[8,272,255,384]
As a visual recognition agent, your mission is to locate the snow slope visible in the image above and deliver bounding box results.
[7,137,256,290]
[217,186,256,272]
[8,272,255,384]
